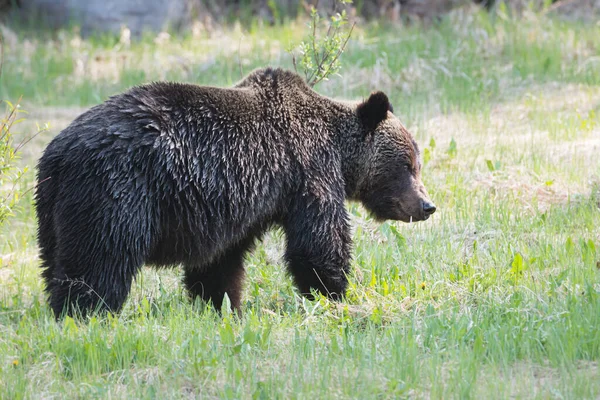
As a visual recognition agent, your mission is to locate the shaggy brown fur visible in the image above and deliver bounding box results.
[35,67,436,318]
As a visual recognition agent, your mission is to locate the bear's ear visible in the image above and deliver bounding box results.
[356,91,392,131]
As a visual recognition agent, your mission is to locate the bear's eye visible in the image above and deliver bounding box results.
[403,164,411,172]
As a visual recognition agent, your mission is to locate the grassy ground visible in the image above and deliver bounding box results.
[1,7,600,399]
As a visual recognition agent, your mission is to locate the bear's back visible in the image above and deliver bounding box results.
[40,78,306,265]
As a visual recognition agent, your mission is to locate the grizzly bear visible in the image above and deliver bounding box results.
[35,67,436,318]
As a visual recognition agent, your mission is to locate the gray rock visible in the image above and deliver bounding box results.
[18,0,191,36]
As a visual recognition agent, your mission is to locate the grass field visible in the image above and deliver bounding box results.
[1,7,600,399]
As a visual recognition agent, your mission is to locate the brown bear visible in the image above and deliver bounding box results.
[35,67,436,318]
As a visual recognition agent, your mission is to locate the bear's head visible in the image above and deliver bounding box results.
[352,91,436,223]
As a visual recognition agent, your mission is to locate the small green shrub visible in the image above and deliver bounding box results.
[288,0,355,87]
[0,99,29,226]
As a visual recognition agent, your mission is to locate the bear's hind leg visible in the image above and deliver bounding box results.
[49,198,151,318]
[38,216,57,298]
[49,247,144,318]
[35,167,61,298]
[183,237,256,313]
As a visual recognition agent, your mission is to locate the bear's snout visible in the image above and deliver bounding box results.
[422,200,436,218]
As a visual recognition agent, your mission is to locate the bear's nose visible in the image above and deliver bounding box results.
[422,201,436,215]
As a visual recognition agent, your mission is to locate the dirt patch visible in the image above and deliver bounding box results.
[421,83,600,209]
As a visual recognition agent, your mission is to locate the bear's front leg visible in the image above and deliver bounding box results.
[283,193,352,301]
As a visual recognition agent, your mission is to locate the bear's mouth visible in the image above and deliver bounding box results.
[398,212,427,223]
[368,205,421,223]
[392,204,430,223]
[362,195,430,223]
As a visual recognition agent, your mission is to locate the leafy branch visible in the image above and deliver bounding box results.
[0,34,49,226]
[289,0,355,87]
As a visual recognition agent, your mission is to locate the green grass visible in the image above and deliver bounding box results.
[1,7,600,399]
